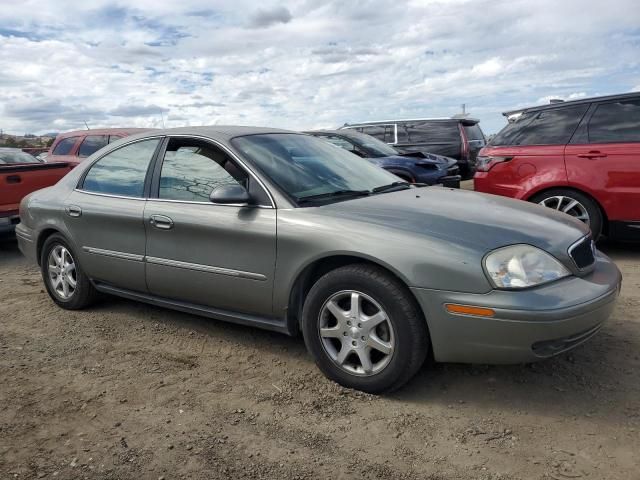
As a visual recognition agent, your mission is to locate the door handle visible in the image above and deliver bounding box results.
[6,175,21,184]
[577,151,607,159]
[150,214,174,230]
[65,205,82,217]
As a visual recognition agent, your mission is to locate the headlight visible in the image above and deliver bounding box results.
[484,245,570,289]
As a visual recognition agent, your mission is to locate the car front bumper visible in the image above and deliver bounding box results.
[410,252,621,364]
[438,175,461,189]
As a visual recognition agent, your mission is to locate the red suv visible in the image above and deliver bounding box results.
[47,128,151,164]
[474,93,640,240]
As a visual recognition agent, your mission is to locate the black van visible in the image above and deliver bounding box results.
[340,118,485,179]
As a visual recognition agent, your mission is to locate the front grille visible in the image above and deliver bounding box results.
[569,237,595,270]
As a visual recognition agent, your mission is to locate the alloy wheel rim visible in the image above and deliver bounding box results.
[47,245,77,300]
[539,195,590,226]
[318,290,395,376]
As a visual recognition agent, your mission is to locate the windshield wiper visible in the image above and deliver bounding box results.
[371,181,412,194]
[296,189,371,204]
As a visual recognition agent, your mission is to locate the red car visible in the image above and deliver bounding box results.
[475,93,640,241]
[47,128,151,164]
[2,129,150,235]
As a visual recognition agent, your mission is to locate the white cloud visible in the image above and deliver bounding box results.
[0,0,638,136]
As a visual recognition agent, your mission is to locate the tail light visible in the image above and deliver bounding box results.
[475,156,512,172]
[459,124,470,161]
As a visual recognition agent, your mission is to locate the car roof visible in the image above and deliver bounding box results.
[502,92,640,117]
[0,147,26,151]
[304,129,376,141]
[123,125,298,143]
[54,128,154,139]
[342,117,480,127]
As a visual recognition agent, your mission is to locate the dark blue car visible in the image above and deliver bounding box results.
[305,129,461,187]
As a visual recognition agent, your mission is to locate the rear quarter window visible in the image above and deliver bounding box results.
[396,121,459,144]
[491,105,588,146]
[463,124,485,142]
[588,99,640,143]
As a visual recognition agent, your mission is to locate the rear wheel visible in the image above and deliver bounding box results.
[302,264,429,393]
[40,234,98,309]
[531,189,603,240]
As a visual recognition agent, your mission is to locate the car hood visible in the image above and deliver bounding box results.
[315,187,589,254]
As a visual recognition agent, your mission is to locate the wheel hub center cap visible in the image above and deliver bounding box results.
[349,327,360,339]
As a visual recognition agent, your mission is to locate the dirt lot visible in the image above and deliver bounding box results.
[1,233,639,480]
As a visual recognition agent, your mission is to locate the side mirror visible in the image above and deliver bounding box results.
[351,149,366,158]
[210,184,252,205]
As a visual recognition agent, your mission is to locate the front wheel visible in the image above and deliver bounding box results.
[531,189,603,240]
[302,264,429,394]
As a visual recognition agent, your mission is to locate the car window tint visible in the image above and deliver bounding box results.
[78,135,108,157]
[82,138,160,197]
[463,124,485,142]
[396,121,459,144]
[588,99,640,143]
[323,135,357,151]
[0,149,39,164]
[492,105,588,146]
[159,140,248,202]
[108,135,122,143]
[360,125,386,141]
[52,137,80,155]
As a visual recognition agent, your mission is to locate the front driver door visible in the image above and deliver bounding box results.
[144,136,277,317]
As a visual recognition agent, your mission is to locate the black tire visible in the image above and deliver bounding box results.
[531,189,603,240]
[40,233,98,310]
[301,264,429,394]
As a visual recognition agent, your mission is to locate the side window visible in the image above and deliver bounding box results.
[323,135,357,151]
[588,99,640,143]
[396,121,459,144]
[108,135,123,143]
[158,139,248,202]
[52,137,80,155]
[78,135,108,157]
[492,105,588,146]
[361,125,395,143]
[82,138,160,197]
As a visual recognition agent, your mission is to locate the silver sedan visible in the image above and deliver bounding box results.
[16,127,622,393]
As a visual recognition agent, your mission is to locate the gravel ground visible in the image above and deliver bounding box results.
[1,231,638,480]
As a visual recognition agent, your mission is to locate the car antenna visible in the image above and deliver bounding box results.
[83,121,90,130]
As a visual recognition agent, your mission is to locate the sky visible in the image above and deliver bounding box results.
[0,0,638,136]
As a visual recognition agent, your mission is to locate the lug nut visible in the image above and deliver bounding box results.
[351,341,357,346]
[361,336,365,341]
[347,321,351,326]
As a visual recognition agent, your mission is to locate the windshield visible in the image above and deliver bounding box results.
[351,134,398,157]
[0,150,40,164]
[232,134,402,203]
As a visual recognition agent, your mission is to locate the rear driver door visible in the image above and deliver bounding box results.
[66,137,163,292]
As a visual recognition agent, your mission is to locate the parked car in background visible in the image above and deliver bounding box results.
[340,117,486,179]
[475,92,640,241]
[305,129,460,187]
[47,128,152,164]
[1,148,72,235]
[17,127,620,393]
[0,148,45,165]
